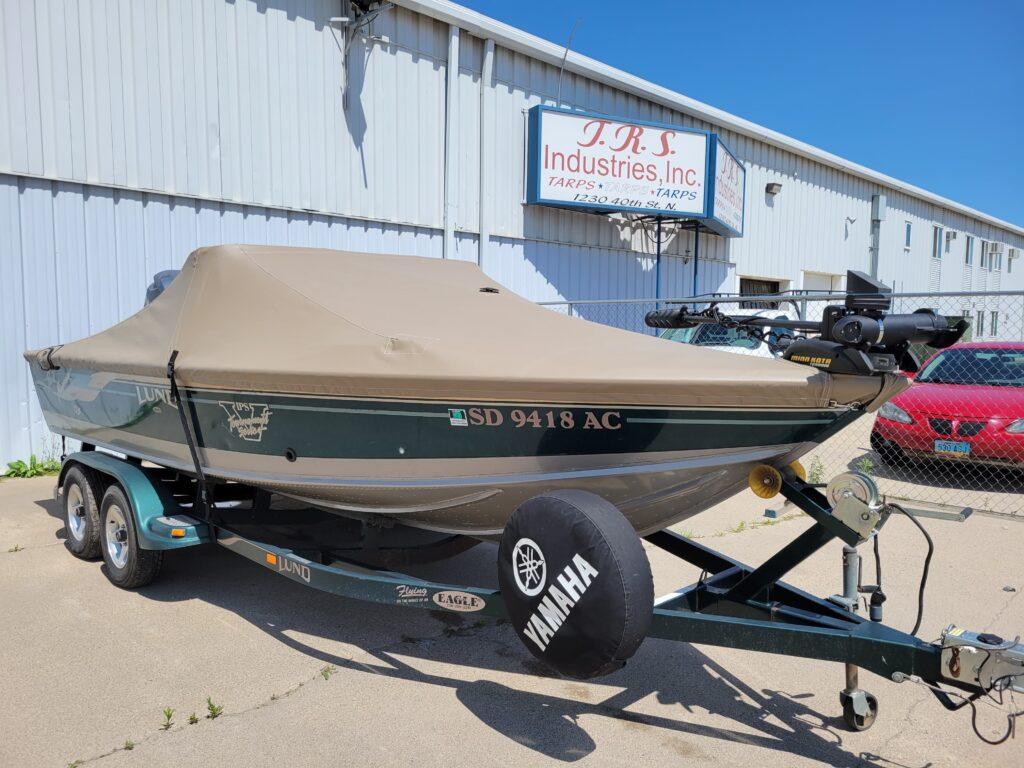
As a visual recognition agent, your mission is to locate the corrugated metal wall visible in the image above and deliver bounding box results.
[1,0,1022,463]
[0,171,447,462]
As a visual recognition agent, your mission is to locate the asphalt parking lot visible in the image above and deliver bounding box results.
[1,474,1022,767]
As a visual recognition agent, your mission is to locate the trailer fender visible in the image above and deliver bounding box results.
[59,452,209,550]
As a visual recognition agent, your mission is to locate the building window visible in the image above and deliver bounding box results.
[976,310,985,337]
[964,236,974,265]
[904,221,912,249]
[991,311,999,336]
[1010,248,1017,274]
[980,241,989,270]
[994,249,1002,271]
[932,226,943,259]
[739,277,782,309]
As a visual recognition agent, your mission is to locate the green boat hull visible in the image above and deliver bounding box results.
[31,367,860,536]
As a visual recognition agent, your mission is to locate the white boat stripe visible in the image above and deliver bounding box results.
[631,417,834,425]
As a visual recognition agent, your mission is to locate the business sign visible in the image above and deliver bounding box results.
[706,137,745,236]
[526,106,709,218]
[526,106,745,237]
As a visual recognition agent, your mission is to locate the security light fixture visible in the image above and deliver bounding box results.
[765,182,782,196]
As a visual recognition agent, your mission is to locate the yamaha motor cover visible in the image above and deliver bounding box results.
[498,490,654,679]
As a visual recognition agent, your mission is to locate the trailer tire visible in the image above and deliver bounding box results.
[62,465,104,560]
[99,485,162,589]
[498,490,653,679]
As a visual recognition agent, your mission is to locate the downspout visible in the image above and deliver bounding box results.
[692,224,700,298]
[478,39,495,269]
[442,25,460,259]
[869,193,886,278]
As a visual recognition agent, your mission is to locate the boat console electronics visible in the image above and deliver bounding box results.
[645,270,968,376]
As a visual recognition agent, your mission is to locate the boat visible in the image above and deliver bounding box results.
[34,252,1018,738]
[26,244,906,537]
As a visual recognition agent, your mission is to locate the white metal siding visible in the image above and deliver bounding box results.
[0,0,450,227]
[0,172,443,462]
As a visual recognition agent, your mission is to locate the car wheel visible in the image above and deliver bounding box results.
[870,431,902,466]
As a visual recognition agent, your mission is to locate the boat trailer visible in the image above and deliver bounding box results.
[56,449,1023,742]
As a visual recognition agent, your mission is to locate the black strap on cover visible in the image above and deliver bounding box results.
[167,350,213,522]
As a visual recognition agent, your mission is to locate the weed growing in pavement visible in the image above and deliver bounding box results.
[205,697,223,719]
[123,740,135,751]
[808,456,825,484]
[188,712,199,725]
[67,761,83,768]
[320,665,336,681]
[856,457,875,475]
[161,707,174,730]
[7,544,23,552]
[4,455,61,478]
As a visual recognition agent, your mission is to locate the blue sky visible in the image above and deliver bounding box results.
[460,0,1023,226]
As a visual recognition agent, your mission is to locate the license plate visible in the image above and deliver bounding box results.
[934,440,971,457]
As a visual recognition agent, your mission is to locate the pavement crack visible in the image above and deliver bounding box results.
[984,587,1021,632]
[70,614,507,766]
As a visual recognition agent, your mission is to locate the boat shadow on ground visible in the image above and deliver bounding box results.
[37,497,925,768]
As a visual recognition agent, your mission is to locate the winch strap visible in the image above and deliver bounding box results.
[167,350,212,522]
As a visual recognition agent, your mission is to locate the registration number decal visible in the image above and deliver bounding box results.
[459,407,622,431]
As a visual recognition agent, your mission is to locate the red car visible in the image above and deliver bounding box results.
[870,342,1024,468]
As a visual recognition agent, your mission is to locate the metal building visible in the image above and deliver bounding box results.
[2,0,1023,464]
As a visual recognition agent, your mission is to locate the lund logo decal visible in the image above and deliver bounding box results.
[218,401,273,442]
[136,385,177,411]
[448,408,469,427]
[521,553,600,652]
[276,556,311,583]
[432,590,485,612]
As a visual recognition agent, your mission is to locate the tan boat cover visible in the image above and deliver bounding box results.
[27,245,900,409]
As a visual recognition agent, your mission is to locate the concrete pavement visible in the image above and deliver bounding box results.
[1,474,1022,767]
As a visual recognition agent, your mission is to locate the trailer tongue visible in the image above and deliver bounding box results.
[55,450,1024,744]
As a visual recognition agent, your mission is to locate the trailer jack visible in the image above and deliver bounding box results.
[643,470,1024,738]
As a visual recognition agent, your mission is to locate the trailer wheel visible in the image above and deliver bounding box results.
[841,691,878,732]
[62,465,104,560]
[99,485,162,589]
[498,490,653,679]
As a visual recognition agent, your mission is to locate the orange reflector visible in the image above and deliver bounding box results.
[170,528,186,538]
[266,553,277,566]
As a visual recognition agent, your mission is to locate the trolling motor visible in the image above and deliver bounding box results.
[645,271,968,376]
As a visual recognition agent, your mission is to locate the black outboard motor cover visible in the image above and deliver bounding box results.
[498,490,654,679]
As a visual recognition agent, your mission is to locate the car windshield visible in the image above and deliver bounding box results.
[916,348,1024,387]
[660,324,758,349]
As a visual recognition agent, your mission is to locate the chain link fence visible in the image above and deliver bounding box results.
[541,290,1024,518]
